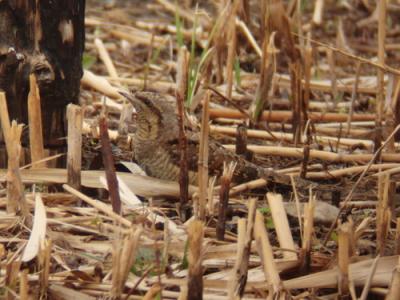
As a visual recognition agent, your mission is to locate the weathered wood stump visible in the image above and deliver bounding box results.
[0,1,85,159]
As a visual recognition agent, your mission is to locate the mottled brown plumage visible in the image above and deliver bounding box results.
[121,91,311,189]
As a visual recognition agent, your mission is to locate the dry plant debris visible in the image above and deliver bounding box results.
[2,0,400,299]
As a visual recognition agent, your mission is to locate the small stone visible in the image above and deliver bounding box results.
[284,200,339,225]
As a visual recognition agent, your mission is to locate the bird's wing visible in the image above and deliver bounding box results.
[165,133,200,173]
[165,130,261,181]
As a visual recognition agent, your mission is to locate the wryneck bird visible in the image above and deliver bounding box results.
[120,91,312,190]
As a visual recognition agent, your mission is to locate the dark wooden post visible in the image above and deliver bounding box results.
[0,0,85,151]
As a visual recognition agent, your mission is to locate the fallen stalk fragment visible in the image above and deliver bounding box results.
[223,144,400,163]
[62,184,131,227]
[209,108,375,123]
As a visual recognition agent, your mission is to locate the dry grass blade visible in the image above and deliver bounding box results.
[111,227,143,298]
[22,194,47,262]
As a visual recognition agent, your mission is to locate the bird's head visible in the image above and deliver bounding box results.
[120,91,177,141]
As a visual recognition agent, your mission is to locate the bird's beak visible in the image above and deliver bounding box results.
[119,91,140,107]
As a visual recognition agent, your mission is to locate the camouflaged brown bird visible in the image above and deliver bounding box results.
[120,91,311,189]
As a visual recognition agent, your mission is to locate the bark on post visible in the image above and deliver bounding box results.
[0,0,85,152]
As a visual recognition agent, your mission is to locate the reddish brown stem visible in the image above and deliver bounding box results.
[216,177,230,241]
[99,115,121,214]
[235,124,248,157]
[216,163,236,241]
